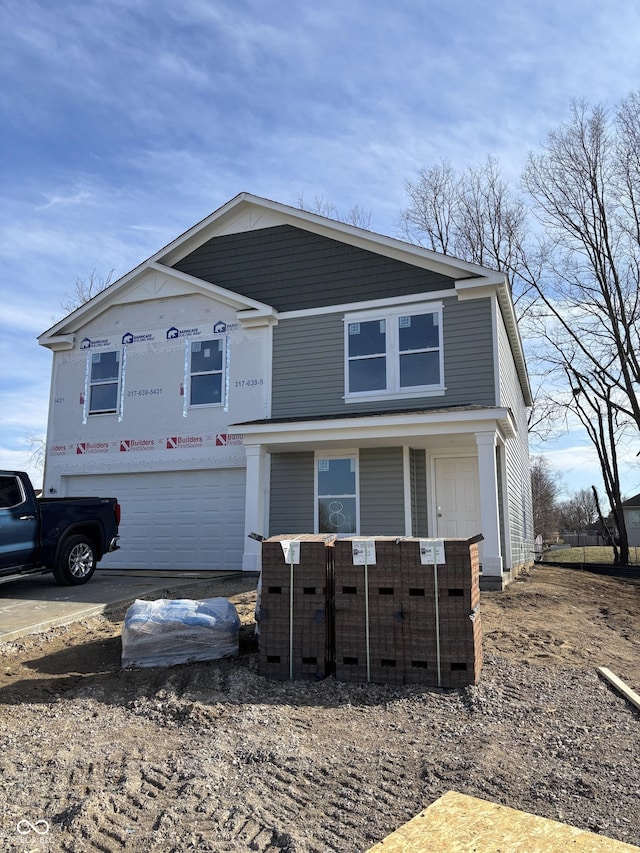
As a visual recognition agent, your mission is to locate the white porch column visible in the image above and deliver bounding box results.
[475,431,503,577]
[242,443,267,571]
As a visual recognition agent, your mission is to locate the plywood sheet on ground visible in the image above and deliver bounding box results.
[367,791,640,852]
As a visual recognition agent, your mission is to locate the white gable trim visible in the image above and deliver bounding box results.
[155,193,505,283]
[38,260,274,348]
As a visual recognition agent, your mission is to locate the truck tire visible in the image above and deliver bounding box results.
[53,535,97,585]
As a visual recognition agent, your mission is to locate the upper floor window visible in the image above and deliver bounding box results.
[345,303,443,401]
[89,351,120,414]
[190,339,224,406]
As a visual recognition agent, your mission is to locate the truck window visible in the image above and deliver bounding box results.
[0,476,24,509]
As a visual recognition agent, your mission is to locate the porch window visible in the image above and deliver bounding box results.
[316,456,358,535]
[345,303,443,400]
[190,339,224,406]
[89,351,120,414]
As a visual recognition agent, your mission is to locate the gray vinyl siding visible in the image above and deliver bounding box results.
[496,305,533,568]
[272,296,496,418]
[359,447,405,535]
[268,447,406,537]
[444,298,495,405]
[269,452,315,534]
[172,225,455,312]
[410,449,428,537]
[272,314,344,417]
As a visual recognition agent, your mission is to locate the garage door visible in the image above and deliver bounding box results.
[63,469,246,571]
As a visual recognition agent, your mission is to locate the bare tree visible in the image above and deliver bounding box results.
[530,455,562,540]
[557,487,599,531]
[27,434,46,472]
[296,192,372,230]
[399,156,562,441]
[523,96,640,563]
[61,268,115,315]
[399,156,532,300]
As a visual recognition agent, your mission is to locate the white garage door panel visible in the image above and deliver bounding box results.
[63,469,246,571]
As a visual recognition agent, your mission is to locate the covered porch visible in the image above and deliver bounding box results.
[237,406,517,584]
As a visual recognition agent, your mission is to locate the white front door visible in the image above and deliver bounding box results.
[434,457,482,544]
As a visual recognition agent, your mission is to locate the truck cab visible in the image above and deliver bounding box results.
[0,473,37,570]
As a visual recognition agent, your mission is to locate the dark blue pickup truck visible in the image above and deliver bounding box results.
[0,471,120,585]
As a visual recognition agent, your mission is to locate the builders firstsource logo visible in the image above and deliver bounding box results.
[166,436,204,449]
[215,433,243,446]
[76,442,109,454]
[120,439,155,452]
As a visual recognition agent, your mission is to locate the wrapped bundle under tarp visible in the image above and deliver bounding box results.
[121,597,240,668]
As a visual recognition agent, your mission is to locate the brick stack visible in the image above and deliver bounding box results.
[257,534,334,680]
[399,538,482,688]
[333,537,405,685]
[257,534,482,688]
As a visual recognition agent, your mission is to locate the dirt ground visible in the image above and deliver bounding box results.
[1,563,639,852]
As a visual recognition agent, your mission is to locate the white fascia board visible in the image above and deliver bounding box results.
[41,334,75,351]
[238,407,516,449]
[156,192,506,281]
[38,259,275,348]
[237,310,279,328]
[39,257,157,343]
[278,289,454,320]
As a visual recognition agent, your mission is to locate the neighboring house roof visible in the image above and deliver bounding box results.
[38,192,532,405]
[622,493,640,508]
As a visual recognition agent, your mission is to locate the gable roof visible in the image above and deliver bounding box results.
[38,192,531,404]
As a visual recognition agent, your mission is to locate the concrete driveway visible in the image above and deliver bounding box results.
[0,569,239,643]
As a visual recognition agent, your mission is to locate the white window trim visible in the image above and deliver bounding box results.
[188,337,226,409]
[343,302,445,403]
[314,450,360,536]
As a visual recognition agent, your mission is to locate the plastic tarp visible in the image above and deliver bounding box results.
[121,597,240,668]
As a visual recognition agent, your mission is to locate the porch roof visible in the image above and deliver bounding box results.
[233,404,516,453]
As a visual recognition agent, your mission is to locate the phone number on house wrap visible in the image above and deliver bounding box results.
[234,379,264,388]
[127,388,163,397]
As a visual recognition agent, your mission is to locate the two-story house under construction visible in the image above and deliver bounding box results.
[39,193,534,588]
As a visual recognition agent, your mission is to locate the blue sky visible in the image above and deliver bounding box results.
[2,0,640,499]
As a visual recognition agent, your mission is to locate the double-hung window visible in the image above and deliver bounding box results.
[190,339,224,406]
[345,303,443,400]
[89,351,120,415]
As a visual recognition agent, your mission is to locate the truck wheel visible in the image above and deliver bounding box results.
[54,535,97,585]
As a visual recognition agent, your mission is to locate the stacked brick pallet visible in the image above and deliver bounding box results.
[257,534,335,681]
[398,537,482,688]
[333,537,405,685]
[258,534,482,689]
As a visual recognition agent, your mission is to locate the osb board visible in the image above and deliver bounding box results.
[366,791,640,852]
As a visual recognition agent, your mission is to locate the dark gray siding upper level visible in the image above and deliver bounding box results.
[172,225,455,311]
[272,296,496,418]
